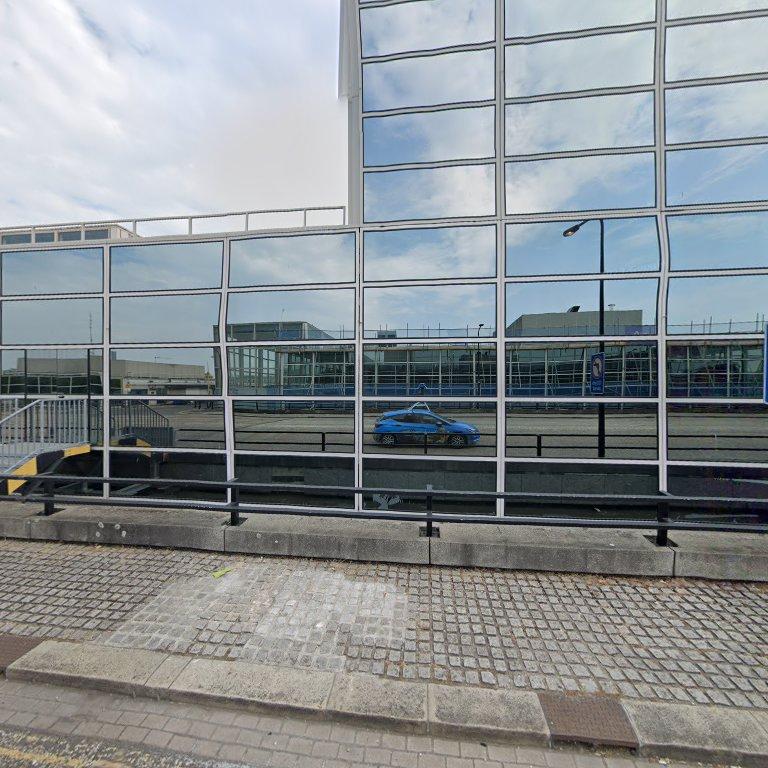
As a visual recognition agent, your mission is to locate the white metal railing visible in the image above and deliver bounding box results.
[0,398,23,420]
[0,398,90,474]
[0,205,348,242]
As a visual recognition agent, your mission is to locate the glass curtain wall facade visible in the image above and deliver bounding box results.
[1,0,767,514]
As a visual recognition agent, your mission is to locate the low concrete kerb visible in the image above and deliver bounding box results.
[7,640,768,766]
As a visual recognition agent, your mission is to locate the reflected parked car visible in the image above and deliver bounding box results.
[373,405,480,448]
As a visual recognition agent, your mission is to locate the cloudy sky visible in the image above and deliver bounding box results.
[0,0,347,228]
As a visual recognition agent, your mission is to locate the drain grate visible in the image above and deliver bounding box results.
[539,692,638,748]
[0,633,44,672]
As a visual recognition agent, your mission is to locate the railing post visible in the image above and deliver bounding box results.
[425,484,434,539]
[321,431,326,453]
[656,498,669,547]
[42,479,56,517]
[230,481,241,527]
[423,433,428,455]
[536,434,543,458]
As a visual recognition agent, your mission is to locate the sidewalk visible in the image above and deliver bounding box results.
[0,538,766,765]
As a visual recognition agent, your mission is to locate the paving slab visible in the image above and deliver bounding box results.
[672,531,768,581]
[624,699,768,767]
[0,633,44,671]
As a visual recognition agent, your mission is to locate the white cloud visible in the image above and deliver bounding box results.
[0,0,347,227]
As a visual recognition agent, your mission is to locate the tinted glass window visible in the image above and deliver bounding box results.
[506,154,656,215]
[666,17,768,81]
[365,225,496,282]
[109,347,221,396]
[667,275,768,334]
[666,81,768,145]
[16,348,102,396]
[506,93,654,156]
[667,341,763,397]
[506,0,655,37]
[506,218,660,276]
[668,211,768,270]
[668,0,768,16]
[365,284,496,339]
[505,31,655,98]
[110,294,220,344]
[110,242,223,291]
[365,164,495,222]
[363,49,495,112]
[1,247,102,295]
[364,107,495,166]
[228,346,355,397]
[2,298,102,345]
[667,145,768,206]
[506,279,659,336]
[229,233,355,287]
[1,234,31,245]
[668,465,768,501]
[226,289,354,341]
[361,0,494,57]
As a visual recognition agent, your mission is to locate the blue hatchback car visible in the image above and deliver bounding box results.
[373,406,480,448]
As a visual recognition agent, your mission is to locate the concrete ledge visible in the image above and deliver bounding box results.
[672,531,768,582]
[0,503,36,540]
[430,524,675,577]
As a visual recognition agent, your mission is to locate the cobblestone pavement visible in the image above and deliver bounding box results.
[1,540,767,709]
[0,678,714,768]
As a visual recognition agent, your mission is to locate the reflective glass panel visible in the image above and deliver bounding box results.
[363,344,497,397]
[226,289,354,341]
[1,234,30,245]
[667,145,768,206]
[506,218,660,276]
[506,93,654,156]
[24,348,102,396]
[0,352,21,395]
[506,0,655,37]
[669,466,768,503]
[363,49,495,112]
[229,233,355,287]
[505,154,656,214]
[1,247,102,296]
[668,211,768,270]
[228,346,354,397]
[108,347,221,396]
[361,0,494,57]
[364,401,496,457]
[364,106,494,166]
[234,401,354,454]
[110,294,220,344]
[363,458,496,515]
[506,403,658,460]
[2,298,102,345]
[667,341,763,397]
[505,31,655,98]
[365,284,496,339]
[666,81,768,144]
[506,342,658,397]
[365,164,495,222]
[667,275,768,334]
[235,454,355,509]
[110,242,223,291]
[506,279,659,336]
[666,17,768,81]
[365,225,496,282]
[669,404,768,463]
[668,0,768,17]
[110,400,225,450]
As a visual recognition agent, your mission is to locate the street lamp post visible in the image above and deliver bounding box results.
[563,219,606,458]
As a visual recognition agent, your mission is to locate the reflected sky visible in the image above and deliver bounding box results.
[506,279,659,336]
[506,154,656,214]
[364,225,496,282]
[506,0,655,37]
[506,93,654,155]
[668,275,768,333]
[505,31,655,98]
[2,298,102,344]
[110,294,220,343]
[361,0,494,57]
[111,242,223,292]
[667,80,768,144]
[667,0,768,18]
[229,233,355,287]
[364,284,496,338]
[364,106,494,166]
[227,289,355,340]
[365,164,495,222]
[1,248,102,296]
[668,211,768,270]
[363,49,494,112]
[506,218,660,276]
[666,17,768,81]
[666,144,768,206]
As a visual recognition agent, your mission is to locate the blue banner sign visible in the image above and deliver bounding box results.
[590,352,606,395]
